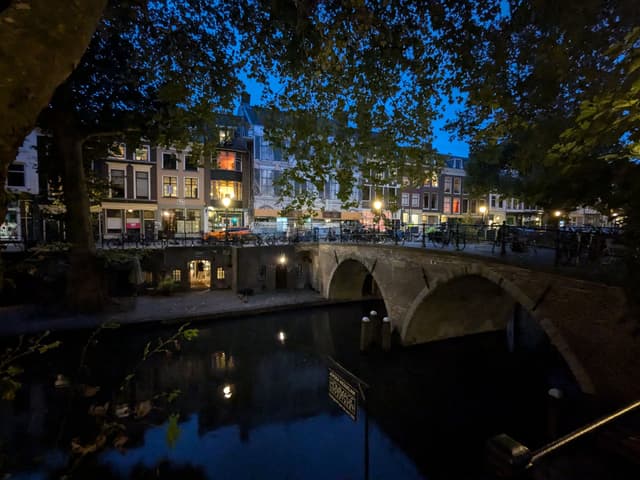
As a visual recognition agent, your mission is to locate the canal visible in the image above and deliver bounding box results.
[0,301,630,479]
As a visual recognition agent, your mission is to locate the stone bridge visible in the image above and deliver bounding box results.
[305,244,637,402]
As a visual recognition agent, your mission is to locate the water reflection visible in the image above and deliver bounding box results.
[1,302,581,479]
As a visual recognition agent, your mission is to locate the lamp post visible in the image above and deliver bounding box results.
[479,205,487,224]
[373,199,382,235]
[479,205,487,241]
[222,195,231,242]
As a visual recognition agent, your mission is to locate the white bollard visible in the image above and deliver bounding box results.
[360,316,372,352]
[382,316,391,351]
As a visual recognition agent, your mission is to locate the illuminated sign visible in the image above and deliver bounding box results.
[328,368,358,421]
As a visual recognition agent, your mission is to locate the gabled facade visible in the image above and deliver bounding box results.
[1,131,41,242]
[206,131,252,232]
[93,142,158,241]
[156,146,205,238]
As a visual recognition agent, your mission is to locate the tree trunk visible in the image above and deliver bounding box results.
[0,0,107,227]
[53,114,106,312]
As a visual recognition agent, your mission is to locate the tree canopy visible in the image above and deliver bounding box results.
[443,0,640,215]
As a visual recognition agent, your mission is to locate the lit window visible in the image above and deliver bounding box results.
[216,151,240,171]
[172,269,181,282]
[443,196,451,214]
[133,147,149,161]
[216,267,225,280]
[452,198,460,213]
[163,176,178,197]
[108,143,125,158]
[184,178,198,199]
[211,180,242,201]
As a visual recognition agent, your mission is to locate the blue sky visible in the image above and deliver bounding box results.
[240,75,470,158]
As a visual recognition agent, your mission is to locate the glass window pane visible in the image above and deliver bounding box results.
[135,171,148,199]
[110,169,125,198]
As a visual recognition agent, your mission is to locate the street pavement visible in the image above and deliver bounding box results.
[0,289,332,337]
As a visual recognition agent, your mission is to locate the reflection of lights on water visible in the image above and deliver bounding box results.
[278,254,287,265]
[223,385,233,399]
[277,331,286,344]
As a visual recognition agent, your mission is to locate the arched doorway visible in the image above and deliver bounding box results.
[189,259,211,289]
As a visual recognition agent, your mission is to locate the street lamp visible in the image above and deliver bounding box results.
[479,205,487,224]
[373,199,382,234]
[554,210,562,218]
[222,195,231,242]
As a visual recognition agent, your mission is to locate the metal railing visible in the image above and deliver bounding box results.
[78,221,627,266]
[487,399,640,477]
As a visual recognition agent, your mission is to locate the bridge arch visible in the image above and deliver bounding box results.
[401,268,595,394]
[326,256,389,312]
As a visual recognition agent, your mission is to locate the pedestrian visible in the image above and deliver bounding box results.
[196,261,204,279]
[497,221,507,255]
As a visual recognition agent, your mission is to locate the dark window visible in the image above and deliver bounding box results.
[8,164,25,187]
[135,171,149,199]
[430,193,438,210]
[110,169,125,198]
[162,153,177,170]
[185,155,198,171]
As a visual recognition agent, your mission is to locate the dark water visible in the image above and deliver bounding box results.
[0,302,588,479]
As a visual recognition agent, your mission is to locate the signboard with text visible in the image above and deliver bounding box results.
[328,368,358,421]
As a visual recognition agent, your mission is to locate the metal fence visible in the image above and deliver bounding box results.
[13,221,625,269]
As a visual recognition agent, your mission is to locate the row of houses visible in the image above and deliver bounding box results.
[1,94,609,243]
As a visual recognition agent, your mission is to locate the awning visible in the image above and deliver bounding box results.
[39,204,66,214]
[341,211,362,220]
[254,208,279,218]
[99,202,158,211]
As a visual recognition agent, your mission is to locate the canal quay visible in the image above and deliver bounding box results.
[0,243,638,479]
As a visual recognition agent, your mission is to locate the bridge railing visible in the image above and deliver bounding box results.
[487,399,640,477]
[313,221,626,268]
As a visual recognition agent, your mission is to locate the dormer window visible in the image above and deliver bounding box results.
[8,164,25,187]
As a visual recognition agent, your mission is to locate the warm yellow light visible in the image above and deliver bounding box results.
[162,210,171,217]
[479,206,487,214]
[222,196,231,208]
[222,385,233,399]
[278,254,287,265]
[554,210,562,217]
[373,200,382,211]
[612,212,619,217]
[277,331,286,344]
